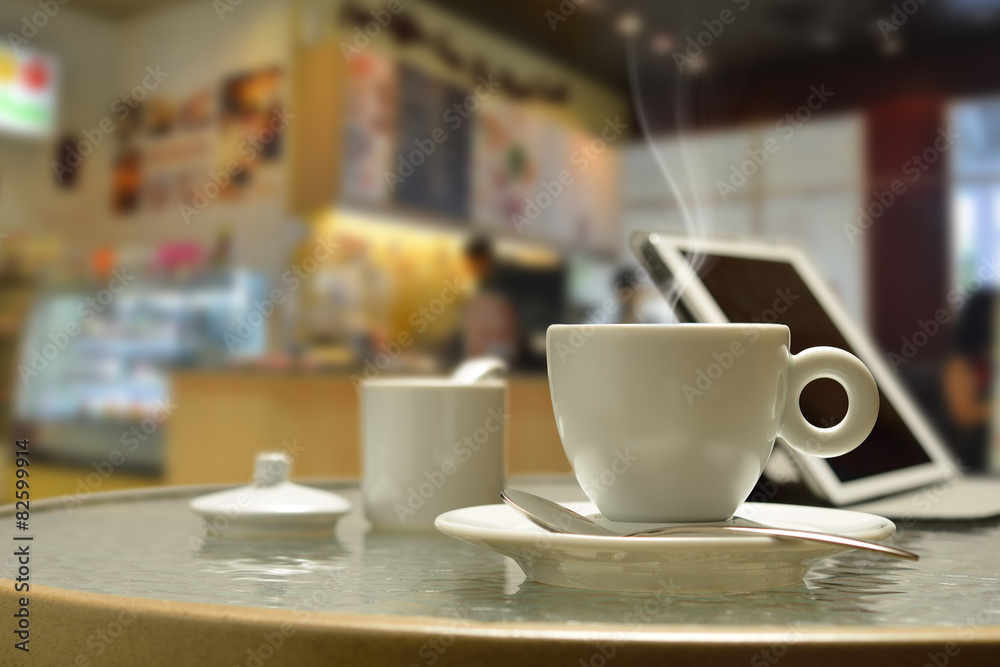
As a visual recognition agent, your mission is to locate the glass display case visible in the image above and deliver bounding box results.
[13,270,267,472]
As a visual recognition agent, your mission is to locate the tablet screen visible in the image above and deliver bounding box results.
[685,252,932,482]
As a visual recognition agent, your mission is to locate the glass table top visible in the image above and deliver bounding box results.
[3,480,999,629]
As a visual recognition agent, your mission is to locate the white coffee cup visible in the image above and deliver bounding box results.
[546,323,879,523]
[361,378,506,529]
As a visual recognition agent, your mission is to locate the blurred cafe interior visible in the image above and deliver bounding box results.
[2,0,1000,500]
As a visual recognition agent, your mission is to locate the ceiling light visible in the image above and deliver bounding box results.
[686,55,709,74]
[616,12,643,37]
[578,0,608,13]
[651,33,675,54]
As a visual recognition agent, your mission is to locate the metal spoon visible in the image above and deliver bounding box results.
[500,489,918,560]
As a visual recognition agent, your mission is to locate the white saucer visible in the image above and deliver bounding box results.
[435,502,896,593]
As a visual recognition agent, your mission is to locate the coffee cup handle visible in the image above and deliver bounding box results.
[778,346,879,458]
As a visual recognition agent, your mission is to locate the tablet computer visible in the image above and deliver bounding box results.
[629,230,964,508]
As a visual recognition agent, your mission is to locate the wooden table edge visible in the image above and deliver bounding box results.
[3,581,998,666]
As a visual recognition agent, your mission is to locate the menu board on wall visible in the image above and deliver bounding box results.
[340,52,396,203]
[471,101,618,252]
[471,98,543,232]
[331,55,620,251]
[391,64,470,220]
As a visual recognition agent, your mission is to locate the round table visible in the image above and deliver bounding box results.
[2,478,999,666]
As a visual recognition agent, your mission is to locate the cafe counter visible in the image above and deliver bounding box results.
[166,370,570,485]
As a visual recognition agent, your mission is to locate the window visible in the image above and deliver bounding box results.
[950,96,1000,288]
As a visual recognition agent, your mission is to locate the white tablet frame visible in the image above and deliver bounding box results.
[630,230,958,506]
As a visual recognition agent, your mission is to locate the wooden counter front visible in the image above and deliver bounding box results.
[166,372,569,485]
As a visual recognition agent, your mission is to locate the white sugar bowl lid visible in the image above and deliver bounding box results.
[189,452,351,538]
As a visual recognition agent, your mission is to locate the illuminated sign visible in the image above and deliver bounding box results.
[0,45,57,137]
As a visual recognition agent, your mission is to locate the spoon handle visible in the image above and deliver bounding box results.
[630,525,919,560]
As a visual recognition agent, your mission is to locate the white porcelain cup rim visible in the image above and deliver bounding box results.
[361,357,507,389]
[361,377,505,388]
[548,322,790,333]
[451,356,508,384]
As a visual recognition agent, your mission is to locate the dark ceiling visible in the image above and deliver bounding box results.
[67,0,1000,129]
[66,0,1000,97]
[425,0,1000,96]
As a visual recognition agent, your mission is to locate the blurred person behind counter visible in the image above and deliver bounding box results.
[460,236,519,365]
[942,288,996,472]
